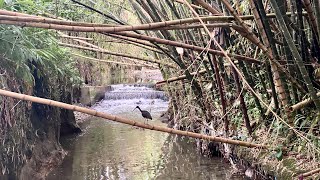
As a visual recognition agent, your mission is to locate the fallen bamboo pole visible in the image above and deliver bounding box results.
[298,167,320,179]
[289,92,320,112]
[0,88,268,149]
[156,69,207,86]
[58,42,177,68]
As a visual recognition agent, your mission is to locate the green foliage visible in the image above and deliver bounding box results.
[0,1,80,88]
[275,148,283,161]
[0,24,82,87]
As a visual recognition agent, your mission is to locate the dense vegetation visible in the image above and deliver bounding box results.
[1,0,320,178]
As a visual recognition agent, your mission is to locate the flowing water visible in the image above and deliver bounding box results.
[47,84,245,180]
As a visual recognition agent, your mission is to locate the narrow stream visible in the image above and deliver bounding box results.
[47,84,244,180]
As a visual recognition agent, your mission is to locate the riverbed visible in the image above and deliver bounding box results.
[47,84,245,179]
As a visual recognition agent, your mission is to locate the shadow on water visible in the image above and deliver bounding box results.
[47,84,245,180]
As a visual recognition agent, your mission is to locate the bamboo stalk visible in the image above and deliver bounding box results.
[156,69,207,85]
[212,54,229,136]
[298,167,320,179]
[238,59,265,120]
[314,0,320,37]
[100,34,165,54]
[182,0,309,149]
[111,31,262,64]
[249,0,289,115]
[154,23,245,32]
[0,14,212,33]
[194,0,222,15]
[72,53,157,68]
[0,19,171,33]
[289,92,320,112]
[0,9,35,17]
[231,65,252,135]
[68,36,102,50]
[58,42,177,68]
[59,34,93,41]
[0,88,268,149]
[0,10,171,54]
[173,0,203,9]
[302,0,319,40]
[221,0,306,95]
[270,0,320,110]
[105,33,161,49]
[0,10,308,29]
[0,10,114,27]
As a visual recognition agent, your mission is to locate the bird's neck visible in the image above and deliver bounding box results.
[137,107,142,112]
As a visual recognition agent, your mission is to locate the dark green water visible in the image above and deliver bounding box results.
[47,84,245,180]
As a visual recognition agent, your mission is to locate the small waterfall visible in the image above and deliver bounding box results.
[104,84,168,101]
[93,84,168,115]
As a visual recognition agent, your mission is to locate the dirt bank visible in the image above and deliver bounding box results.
[0,63,81,179]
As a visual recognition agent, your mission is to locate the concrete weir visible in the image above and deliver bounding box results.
[80,86,111,106]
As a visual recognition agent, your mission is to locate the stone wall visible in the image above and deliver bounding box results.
[80,86,111,106]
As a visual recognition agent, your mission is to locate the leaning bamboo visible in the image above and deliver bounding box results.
[58,42,177,68]
[289,92,320,112]
[302,0,319,40]
[270,0,320,110]
[0,9,35,17]
[298,168,320,179]
[72,53,157,68]
[194,0,221,15]
[221,0,305,94]
[173,0,203,9]
[153,23,245,32]
[106,33,160,49]
[68,37,102,50]
[59,34,93,41]
[68,32,163,54]
[249,0,289,116]
[314,0,320,37]
[0,10,308,30]
[156,69,207,85]
[231,66,252,135]
[111,32,262,64]
[0,88,268,149]
[0,11,114,27]
[0,12,169,54]
[0,19,171,33]
[212,54,229,135]
[0,14,196,33]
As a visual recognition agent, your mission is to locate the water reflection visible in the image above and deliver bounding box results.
[154,136,243,179]
[48,119,244,180]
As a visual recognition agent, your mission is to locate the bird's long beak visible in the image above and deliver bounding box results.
[132,107,137,112]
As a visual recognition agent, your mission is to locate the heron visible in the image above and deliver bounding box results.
[133,106,152,124]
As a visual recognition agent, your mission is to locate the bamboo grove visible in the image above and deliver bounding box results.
[1,0,320,178]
